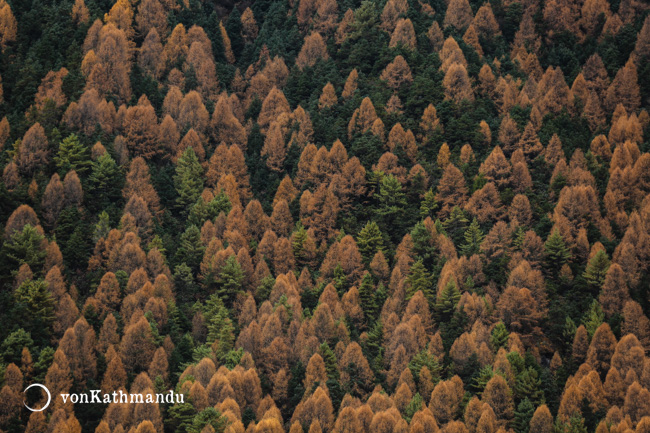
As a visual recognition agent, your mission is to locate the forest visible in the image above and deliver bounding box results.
[0,0,649,431]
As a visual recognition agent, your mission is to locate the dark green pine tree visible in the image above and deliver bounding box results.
[581,300,604,338]
[188,191,231,227]
[225,6,244,58]
[318,342,339,381]
[176,225,205,273]
[408,349,441,381]
[404,393,424,423]
[582,249,610,290]
[291,223,308,264]
[435,279,461,319]
[357,221,384,263]
[365,320,384,373]
[54,133,91,175]
[513,398,535,433]
[376,174,407,238]
[460,218,485,257]
[490,321,509,351]
[89,153,122,210]
[405,260,433,304]
[358,272,377,324]
[188,407,228,433]
[205,11,227,63]
[174,147,204,214]
[333,263,348,294]
[216,255,244,306]
[410,222,437,267]
[562,317,577,348]
[555,415,588,433]
[544,229,571,272]
[204,295,235,357]
[515,367,543,404]
[443,206,469,246]
[374,283,387,313]
[420,189,438,219]
[174,263,198,304]
[472,365,495,395]
[0,329,34,365]
[13,279,55,345]
[93,211,111,243]
[3,224,47,274]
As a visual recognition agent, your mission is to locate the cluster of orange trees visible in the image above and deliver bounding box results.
[0,0,650,432]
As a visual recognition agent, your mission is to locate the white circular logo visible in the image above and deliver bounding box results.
[23,384,51,412]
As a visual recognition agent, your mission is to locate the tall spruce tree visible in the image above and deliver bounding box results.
[461,218,485,256]
[174,147,204,214]
[357,221,384,263]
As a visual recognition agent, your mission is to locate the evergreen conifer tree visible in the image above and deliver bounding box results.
[406,260,433,303]
[435,279,461,318]
[514,398,535,433]
[358,272,377,323]
[217,255,244,306]
[582,300,604,338]
[54,133,90,175]
[491,321,509,350]
[582,249,610,289]
[461,218,485,256]
[174,147,204,214]
[357,221,384,263]
[544,230,571,271]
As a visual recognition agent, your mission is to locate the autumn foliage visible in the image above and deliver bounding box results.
[1,1,650,433]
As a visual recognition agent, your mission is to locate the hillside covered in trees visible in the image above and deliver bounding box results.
[0,0,650,431]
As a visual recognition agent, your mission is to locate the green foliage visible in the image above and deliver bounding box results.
[406,260,433,304]
[203,294,235,358]
[562,317,577,347]
[216,255,244,306]
[2,224,47,273]
[13,279,55,344]
[255,275,275,303]
[174,147,205,214]
[188,191,231,227]
[176,225,205,273]
[357,221,384,262]
[222,347,244,369]
[491,322,509,351]
[435,279,461,319]
[410,221,439,268]
[514,398,535,433]
[174,263,198,304]
[333,263,348,295]
[581,300,604,338]
[358,272,378,324]
[408,349,441,383]
[376,174,407,239]
[582,250,610,290]
[554,414,588,433]
[33,346,55,383]
[1,328,34,365]
[420,189,438,219]
[54,133,90,175]
[472,365,497,395]
[461,218,484,257]
[404,393,424,422]
[515,367,543,405]
[319,342,339,381]
[544,230,571,272]
[188,407,228,433]
[89,153,122,211]
[443,206,469,246]
[92,211,111,243]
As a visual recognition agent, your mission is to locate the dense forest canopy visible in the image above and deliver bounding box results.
[0,0,649,431]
